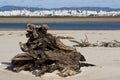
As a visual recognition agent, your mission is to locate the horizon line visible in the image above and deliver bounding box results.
[0,5,120,9]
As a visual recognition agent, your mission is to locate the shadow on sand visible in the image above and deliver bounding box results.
[1,61,96,71]
[1,62,13,71]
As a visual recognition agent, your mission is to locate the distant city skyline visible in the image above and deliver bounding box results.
[0,0,120,8]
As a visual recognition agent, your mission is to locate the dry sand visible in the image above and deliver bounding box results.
[0,30,120,80]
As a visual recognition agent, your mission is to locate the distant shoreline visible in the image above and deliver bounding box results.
[0,17,120,23]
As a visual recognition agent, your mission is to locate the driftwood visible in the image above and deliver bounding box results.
[11,24,86,77]
[57,36,74,39]
[98,40,120,47]
[70,36,120,47]
[70,35,91,47]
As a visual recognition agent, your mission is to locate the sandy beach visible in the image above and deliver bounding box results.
[0,17,120,23]
[0,30,120,80]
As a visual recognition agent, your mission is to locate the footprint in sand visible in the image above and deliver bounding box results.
[0,34,4,36]
[0,62,1,69]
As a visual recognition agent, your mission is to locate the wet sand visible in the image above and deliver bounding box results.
[0,17,120,23]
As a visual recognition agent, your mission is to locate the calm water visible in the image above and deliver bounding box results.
[0,22,120,30]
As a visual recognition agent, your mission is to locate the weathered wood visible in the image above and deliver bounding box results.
[11,24,86,77]
[57,36,74,39]
[70,37,120,47]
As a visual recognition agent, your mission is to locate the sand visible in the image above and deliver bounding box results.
[0,17,120,23]
[0,30,120,80]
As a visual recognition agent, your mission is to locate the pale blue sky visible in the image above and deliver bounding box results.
[0,0,120,8]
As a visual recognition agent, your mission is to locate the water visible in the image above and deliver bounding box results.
[0,22,120,30]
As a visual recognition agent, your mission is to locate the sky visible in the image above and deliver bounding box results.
[0,0,120,8]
